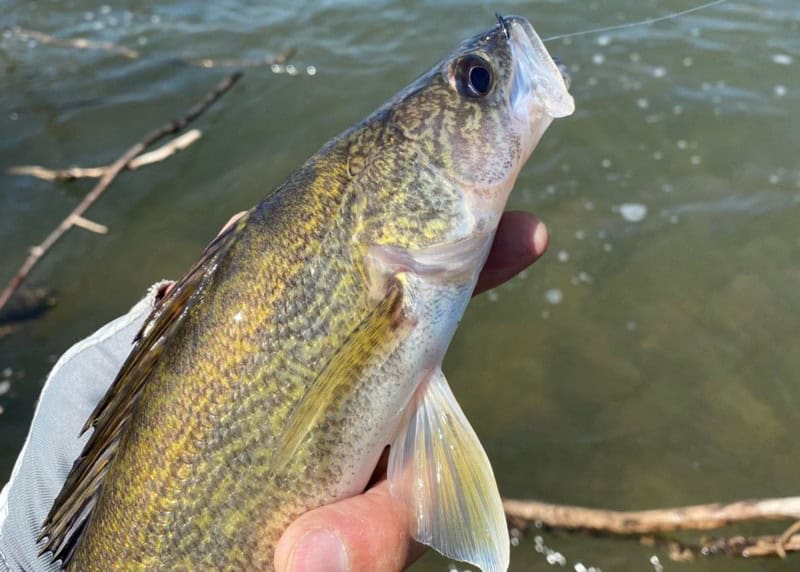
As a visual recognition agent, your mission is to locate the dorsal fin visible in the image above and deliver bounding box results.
[38,213,249,569]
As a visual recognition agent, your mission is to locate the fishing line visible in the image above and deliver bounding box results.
[541,0,728,42]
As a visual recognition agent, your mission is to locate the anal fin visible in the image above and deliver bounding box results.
[388,370,509,572]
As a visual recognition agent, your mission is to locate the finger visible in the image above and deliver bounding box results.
[274,479,423,572]
[473,211,548,296]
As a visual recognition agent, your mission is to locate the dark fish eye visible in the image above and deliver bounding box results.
[455,55,494,98]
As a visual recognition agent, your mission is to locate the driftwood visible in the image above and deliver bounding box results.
[11,27,140,59]
[8,129,202,183]
[7,26,300,71]
[0,73,242,313]
[504,497,800,560]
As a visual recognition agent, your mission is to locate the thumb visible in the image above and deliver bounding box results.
[274,479,424,571]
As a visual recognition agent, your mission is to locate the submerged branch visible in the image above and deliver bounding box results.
[504,497,800,560]
[8,129,203,182]
[7,26,300,71]
[11,27,140,59]
[0,73,241,313]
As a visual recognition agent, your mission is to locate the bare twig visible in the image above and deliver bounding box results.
[192,47,297,69]
[503,497,800,534]
[656,531,800,559]
[0,73,242,313]
[8,129,203,182]
[504,497,800,560]
[11,27,140,59]
[8,27,301,71]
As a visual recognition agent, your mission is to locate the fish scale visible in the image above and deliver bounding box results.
[40,15,574,571]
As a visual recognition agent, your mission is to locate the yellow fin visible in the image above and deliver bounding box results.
[271,281,408,473]
[388,369,509,572]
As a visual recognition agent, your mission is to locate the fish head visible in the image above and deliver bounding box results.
[378,15,574,236]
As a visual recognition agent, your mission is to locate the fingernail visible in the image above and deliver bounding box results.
[288,530,348,572]
[532,220,549,255]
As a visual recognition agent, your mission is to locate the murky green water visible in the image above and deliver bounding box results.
[2,0,799,570]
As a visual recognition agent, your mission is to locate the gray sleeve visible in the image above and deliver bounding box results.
[0,283,169,572]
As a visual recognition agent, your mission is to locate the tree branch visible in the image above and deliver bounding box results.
[504,497,800,560]
[8,129,203,182]
[0,73,242,313]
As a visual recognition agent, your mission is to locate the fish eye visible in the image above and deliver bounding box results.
[455,55,494,98]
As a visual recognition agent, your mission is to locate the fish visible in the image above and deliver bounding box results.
[39,14,574,572]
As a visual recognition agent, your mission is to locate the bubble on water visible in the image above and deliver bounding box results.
[629,52,641,63]
[626,321,638,332]
[636,98,649,109]
[83,11,94,20]
[769,173,780,184]
[578,271,592,284]
[652,151,663,161]
[772,53,793,65]
[600,158,612,169]
[682,56,694,67]
[662,183,674,193]
[595,35,611,47]
[676,139,688,150]
[545,289,563,305]
[584,200,595,211]
[618,203,648,222]
[546,184,556,195]
[669,214,680,224]
[306,65,317,76]
[151,14,161,24]
[271,64,284,74]
[92,21,104,30]
[587,76,599,87]
[557,250,569,262]
[592,53,605,65]
[137,36,148,46]
[575,230,586,240]
[603,243,613,252]
[690,155,702,166]
[546,552,567,566]
[650,555,664,572]
[510,536,520,547]
[672,104,684,115]
[100,5,111,14]
[0,380,9,396]
[487,290,499,303]
[652,66,667,78]
[286,64,298,76]
[575,565,587,572]
[9,111,18,121]
[775,85,787,97]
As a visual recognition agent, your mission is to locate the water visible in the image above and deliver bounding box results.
[1,1,799,570]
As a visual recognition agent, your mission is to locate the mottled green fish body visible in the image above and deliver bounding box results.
[40,16,573,572]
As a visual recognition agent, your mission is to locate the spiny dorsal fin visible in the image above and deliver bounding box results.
[38,213,249,569]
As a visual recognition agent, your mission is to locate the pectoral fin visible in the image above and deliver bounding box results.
[271,281,409,473]
[388,370,509,572]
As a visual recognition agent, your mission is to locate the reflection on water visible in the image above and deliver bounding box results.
[1,1,798,569]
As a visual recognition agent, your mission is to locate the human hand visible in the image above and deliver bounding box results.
[274,210,550,572]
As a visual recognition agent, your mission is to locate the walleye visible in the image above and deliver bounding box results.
[40,15,573,572]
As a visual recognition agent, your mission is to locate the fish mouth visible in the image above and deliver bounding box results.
[505,16,575,119]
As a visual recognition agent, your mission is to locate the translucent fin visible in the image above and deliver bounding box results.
[38,213,250,568]
[388,370,509,572]
[271,281,410,473]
